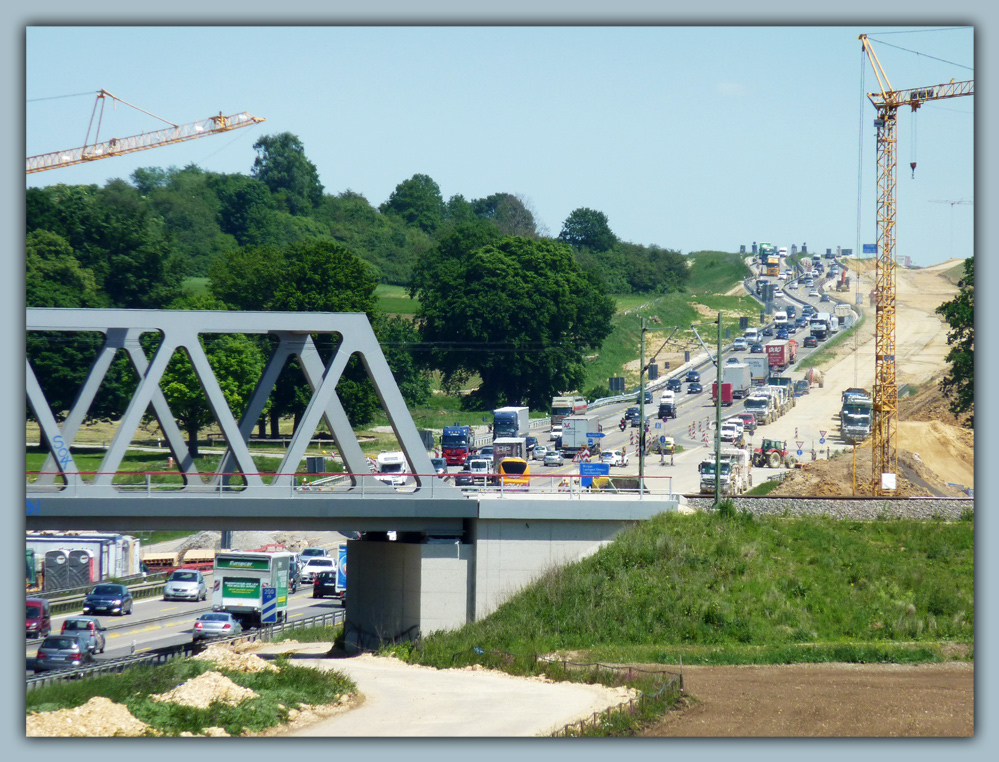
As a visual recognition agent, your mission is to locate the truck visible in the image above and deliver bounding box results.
[765,339,797,372]
[809,312,831,341]
[334,544,347,600]
[766,255,780,277]
[722,363,752,399]
[758,242,776,264]
[773,310,788,329]
[211,550,294,626]
[744,356,770,386]
[743,392,778,425]
[658,390,677,420]
[550,396,587,427]
[492,406,529,440]
[561,414,600,455]
[441,424,473,466]
[711,381,734,406]
[841,389,873,443]
[699,448,750,495]
[491,437,529,469]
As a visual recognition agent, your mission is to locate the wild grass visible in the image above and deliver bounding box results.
[409,511,973,667]
[375,283,420,316]
[25,657,355,736]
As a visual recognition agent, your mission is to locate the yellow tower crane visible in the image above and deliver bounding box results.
[26,89,265,174]
[859,34,973,495]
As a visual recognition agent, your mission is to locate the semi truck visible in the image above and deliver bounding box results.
[441,424,473,466]
[841,389,873,443]
[809,313,831,341]
[744,392,779,425]
[492,406,530,440]
[550,396,587,427]
[561,414,600,455]
[698,449,750,495]
[211,550,294,626]
[722,363,752,398]
[765,339,798,372]
[491,437,529,468]
[658,390,677,420]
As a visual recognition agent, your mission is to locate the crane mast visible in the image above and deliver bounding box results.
[859,34,973,495]
[27,89,265,174]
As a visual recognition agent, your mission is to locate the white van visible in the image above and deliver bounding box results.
[773,310,788,328]
[744,327,759,343]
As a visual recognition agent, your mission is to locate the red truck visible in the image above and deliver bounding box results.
[765,339,798,372]
[711,381,734,406]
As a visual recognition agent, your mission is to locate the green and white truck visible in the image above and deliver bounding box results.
[211,550,294,626]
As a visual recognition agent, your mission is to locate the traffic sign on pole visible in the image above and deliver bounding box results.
[262,586,278,624]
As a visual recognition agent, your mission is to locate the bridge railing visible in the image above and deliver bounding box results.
[27,470,675,499]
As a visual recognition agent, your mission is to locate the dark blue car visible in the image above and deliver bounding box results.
[82,583,133,616]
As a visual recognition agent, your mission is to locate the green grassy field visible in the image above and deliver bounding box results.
[409,510,973,668]
[374,284,420,316]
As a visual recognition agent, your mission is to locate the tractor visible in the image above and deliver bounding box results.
[752,438,796,468]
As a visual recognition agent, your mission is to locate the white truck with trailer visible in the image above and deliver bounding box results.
[560,414,600,455]
[211,550,294,626]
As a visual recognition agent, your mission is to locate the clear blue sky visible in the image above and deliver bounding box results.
[25,24,973,267]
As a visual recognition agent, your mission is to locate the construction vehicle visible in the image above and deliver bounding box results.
[752,439,796,469]
[699,448,751,495]
[27,89,264,174]
[744,392,779,425]
[841,389,874,443]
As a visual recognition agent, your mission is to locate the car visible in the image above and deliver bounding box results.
[163,569,208,602]
[726,356,742,364]
[809,289,820,298]
[312,570,340,599]
[785,306,797,319]
[476,445,494,460]
[60,616,106,654]
[666,377,683,392]
[34,634,94,673]
[429,457,447,475]
[82,583,133,616]
[300,547,328,562]
[599,448,629,467]
[776,328,789,340]
[820,294,831,302]
[732,338,748,351]
[625,406,641,425]
[685,369,701,383]
[26,597,51,639]
[192,612,243,642]
[525,435,538,453]
[802,306,815,317]
[775,289,784,297]
[688,381,703,393]
[636,390,653,404]
[300,557,336,584]
[454,463,476,488]
[463,457,491,488]
[761,327,774,337]
[549,424,562,441]
[804,336,818,348]
[736,412,757,434]
[795,317,809,328]
[750,342,764,353]
[532,444,548,461]
[543,450,565,467]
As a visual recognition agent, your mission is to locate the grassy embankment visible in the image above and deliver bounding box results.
[405,509,973,668]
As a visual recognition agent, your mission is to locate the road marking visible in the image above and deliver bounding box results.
[107,624,165,638]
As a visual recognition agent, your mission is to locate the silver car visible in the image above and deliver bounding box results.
[300,557,335,584]
[192,612,243,641]
[163,569,208,602]
[34,634,94,673]
[543,451,565,467]
[60,616,106,654]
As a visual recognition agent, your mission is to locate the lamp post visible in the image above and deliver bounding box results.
[638,318,647,496]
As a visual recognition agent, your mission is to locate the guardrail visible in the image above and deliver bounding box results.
[26,609,346,690]
[28,571,169,603]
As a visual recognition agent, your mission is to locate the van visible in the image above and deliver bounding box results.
[744,327,758,343]
[26,597,51,638]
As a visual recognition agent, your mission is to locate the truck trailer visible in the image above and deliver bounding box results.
[550,396,587,427]
[560,414,600,454]
[765,339,798,372]
[722,363,752,398]
[711,381,734,406]
[492,406,530,440]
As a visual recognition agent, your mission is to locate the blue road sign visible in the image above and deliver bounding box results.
[587,432,605,438]
[262,586,278,624]
[797,449,803,456]
[579,462,609,487]
[819,437,826,445]
[863,243,877,254]
[660,435,667,444]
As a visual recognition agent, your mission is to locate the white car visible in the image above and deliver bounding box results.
[532,445,549,461]
[549,424,563,441]
[809,289,820,298]
[300,557,335,584]
[775,289,784,297]
[732,337,748,351]
[599,448,630,467]
[163,569,207,602]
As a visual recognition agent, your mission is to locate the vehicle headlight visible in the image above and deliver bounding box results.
[112,599,121,606]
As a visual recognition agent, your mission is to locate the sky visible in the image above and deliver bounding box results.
[23,23,974,268]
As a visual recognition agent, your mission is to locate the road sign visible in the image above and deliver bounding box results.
[660,435,667,444]
[586,432,605,438]
[797,449,803,456]
[261,586,278,624]
[579,462,609,487]
[796,441,804,449]
[819,437,826,445]
[819,430,827,438]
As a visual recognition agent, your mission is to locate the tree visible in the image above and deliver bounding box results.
[159,333,265,458]
[379,173,446,234]
[472,193,538,238]
[936,257,973,426]
[251,132,324,216]
[412,236,614,408]
[557,207,617,253]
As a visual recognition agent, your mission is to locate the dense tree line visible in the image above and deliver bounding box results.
[936,257,973,427]
[26,131,690,438]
